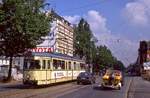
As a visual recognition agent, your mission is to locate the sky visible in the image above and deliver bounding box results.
[46,0,150,66]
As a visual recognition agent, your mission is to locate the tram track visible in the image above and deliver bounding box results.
[0,82,85,98]
[22,84,89,98]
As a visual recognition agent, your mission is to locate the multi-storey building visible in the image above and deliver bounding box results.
[36,10,74,56]
[138,41,150,64]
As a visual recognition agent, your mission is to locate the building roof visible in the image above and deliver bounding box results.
[50,10,71,26]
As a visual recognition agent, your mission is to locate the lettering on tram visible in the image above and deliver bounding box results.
[23,52,86,85]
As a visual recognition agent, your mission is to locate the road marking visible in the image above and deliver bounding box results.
[125,78,133,98]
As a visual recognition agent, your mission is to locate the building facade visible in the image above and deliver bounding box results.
[138,41,150,64]
[36,10,74,56]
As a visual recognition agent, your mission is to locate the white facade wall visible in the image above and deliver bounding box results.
[36,12,74,56]
[0,57,24,70]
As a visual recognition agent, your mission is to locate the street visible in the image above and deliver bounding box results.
[0,76,147,98]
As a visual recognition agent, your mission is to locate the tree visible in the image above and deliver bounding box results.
[74,18,96,64]
[74,18,125,72]
[0,0,51,81]
[113,60,125,71]
[96,46,114,66]
[94,45,125,71]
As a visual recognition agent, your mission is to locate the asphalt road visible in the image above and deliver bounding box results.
[58,76,132,98]
[0,76,132,98]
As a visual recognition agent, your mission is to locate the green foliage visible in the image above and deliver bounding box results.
[74,18,96,63]
[95,46,125,70]
[0,0,51,57]
[96,46,115,66]
[113,60,125,70]
[74,18,125,71]
[0,0,51,80]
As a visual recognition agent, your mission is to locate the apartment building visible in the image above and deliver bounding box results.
[138,41,150,64]
[37,10,74,56]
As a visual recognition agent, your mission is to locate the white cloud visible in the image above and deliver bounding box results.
[86,10,109,34]
[85,10,138,66]
[123,0,150,26]
[64,10,138,66]
[63,15,81,25]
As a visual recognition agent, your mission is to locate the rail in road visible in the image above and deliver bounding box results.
[0,76,133,98]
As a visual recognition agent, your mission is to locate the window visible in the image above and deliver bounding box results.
[53,59,66,70]
[29,60,41,69]
[57,60,61,70]
[66,62,67,69]
[53,59,58,70]
[68,61,71,70]
[42,60,46,69]
[77,63,80,70]
[74,62,76,70]
[47,60,51,69]
[80,63,85,70]
[61,61,65,69]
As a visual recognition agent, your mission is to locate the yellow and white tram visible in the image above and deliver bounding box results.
[23,52,86,85]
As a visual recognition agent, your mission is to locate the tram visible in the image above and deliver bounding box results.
[23,52,86,85]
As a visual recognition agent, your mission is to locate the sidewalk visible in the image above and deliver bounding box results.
[128,77,150,98]
[0,79,22,86]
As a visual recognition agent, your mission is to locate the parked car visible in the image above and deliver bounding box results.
[101,69,124,90]
[77,72,96,84]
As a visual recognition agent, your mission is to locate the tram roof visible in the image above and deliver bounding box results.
[31,52,84,62]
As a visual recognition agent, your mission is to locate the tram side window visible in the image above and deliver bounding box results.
[65,62,67,69]
[53,59,65,70]
[74,62,76,70]
[57,60,65,70]
[68,62,71,70]
[29,60,41,69]
[61,61,65,70]
[80,63,85,70]
[42,60,46,69]
[77,63,80,70]
[53,59,58,70]
[47,60,51,69]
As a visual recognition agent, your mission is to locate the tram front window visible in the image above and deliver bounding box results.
[29,60,41,69]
